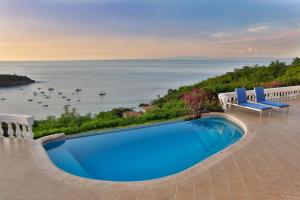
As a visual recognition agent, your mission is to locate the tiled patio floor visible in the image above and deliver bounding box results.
[1,99,300,200]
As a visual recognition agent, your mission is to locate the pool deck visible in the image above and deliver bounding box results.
[1,99,300,200]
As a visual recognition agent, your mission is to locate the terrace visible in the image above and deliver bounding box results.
[1,86,300,200]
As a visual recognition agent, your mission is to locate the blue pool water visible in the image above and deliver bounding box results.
[44,117,243,181]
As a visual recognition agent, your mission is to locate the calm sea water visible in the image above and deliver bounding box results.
[0,59,289,119]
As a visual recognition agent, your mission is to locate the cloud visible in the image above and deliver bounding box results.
[250,17,300,27]
[211,32,230,38]
[238,47,257,54]
[217,29,300,44]
[247,47,257,53]
[237,49,245,54]
[246,25,269,33]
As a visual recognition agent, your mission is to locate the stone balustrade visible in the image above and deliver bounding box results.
[218,85,300,110]
[0,114,34,139]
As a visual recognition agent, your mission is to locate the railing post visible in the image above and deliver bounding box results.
[0,122,3,138]
[7,122,14,138]
[27,125,33,139]
[27,117,34,139]
[15,123,22,138]
[21,124,27,138]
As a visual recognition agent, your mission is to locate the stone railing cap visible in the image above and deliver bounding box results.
[0,114,34,125]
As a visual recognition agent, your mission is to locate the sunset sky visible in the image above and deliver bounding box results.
[1,0,300,61]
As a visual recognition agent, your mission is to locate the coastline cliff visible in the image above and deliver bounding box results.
[0,74,35,87]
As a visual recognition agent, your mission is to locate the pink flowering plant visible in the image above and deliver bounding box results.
[183,88,212,118]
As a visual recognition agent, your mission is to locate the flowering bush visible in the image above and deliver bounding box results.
[183,88,212,118]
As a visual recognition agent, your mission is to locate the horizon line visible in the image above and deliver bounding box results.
[0,56,293,63]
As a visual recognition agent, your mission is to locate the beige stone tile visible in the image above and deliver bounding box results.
[119,190,139,200]
[1,99,300,200]
[213,192,231,200]
[175,180,194,200]
[156,184,176,200]
[286,195,300,200]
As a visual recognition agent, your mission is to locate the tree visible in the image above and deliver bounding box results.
[183,88,210,118]
[291,57,300,66]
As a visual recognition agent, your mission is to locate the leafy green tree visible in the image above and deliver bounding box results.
[33,58,300,138]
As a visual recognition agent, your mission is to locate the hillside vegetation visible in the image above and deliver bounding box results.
[33,58,300,138]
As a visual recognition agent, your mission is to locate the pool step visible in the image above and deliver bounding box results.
[47,146,90,178]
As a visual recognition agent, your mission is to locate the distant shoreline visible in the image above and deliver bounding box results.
[0,57,292,63]
[0,74,35,87]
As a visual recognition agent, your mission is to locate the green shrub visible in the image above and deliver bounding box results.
[33,58,300,138]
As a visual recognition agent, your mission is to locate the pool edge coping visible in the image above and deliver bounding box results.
[32,113,254,190]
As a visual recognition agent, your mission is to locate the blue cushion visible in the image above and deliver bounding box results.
[258,101,289,108]
[235,88,247,104]
[240,102,272,110]
[254,87,266,102]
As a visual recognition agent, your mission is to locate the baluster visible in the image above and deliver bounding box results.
[293,91,296,99]
[270,93,273,101]
[286,91,288,99]
[15,123,22,138]
[21,124,27,138]
[7,122,14,138]
[27,125,33,139]
[285,92,288,99]
[0,122,3,138]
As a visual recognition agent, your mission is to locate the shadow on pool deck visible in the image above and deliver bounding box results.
[1,99,300,200]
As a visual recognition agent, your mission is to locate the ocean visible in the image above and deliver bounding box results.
[0,58,290,119]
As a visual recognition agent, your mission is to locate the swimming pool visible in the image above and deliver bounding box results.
[44,117,244,181]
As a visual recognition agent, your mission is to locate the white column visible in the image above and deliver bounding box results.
[0,122,3,138]
[21,124,27,138]
[7,122,14,138]
[15,123,22,138]
[27,126,33,139]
